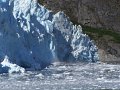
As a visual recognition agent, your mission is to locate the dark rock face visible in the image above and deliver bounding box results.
[97,38,120,62]
[40,0,120,32]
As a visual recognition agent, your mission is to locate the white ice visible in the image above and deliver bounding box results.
[0,0,99,73]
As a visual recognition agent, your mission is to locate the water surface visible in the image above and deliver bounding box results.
[0,62,120,90]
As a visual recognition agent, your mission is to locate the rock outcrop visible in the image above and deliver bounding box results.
[40,0,120,32]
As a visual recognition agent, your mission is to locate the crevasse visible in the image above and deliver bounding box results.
[0,0,99,73]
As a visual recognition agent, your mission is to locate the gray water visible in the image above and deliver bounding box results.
[0,62,120,90]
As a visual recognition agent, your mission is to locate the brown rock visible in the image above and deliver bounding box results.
[39,0,120,32]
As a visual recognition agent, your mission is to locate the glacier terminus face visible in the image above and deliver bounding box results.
[0,0,99,73]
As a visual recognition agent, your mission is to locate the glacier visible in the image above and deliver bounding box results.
[0,0,99,73]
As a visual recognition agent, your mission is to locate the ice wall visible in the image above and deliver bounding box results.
[0,0,99,73]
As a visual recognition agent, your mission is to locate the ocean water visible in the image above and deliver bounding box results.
[0,62,120,90]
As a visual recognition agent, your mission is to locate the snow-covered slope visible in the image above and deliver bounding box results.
[0,0,99,73]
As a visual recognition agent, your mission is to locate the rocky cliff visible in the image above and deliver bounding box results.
[39,0,120,32]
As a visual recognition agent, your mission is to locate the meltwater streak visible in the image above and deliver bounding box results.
[0,0,98,73]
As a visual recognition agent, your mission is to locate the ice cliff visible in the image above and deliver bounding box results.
[0,0,99,73]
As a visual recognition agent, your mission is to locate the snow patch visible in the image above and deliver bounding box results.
[0,56,25,73]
